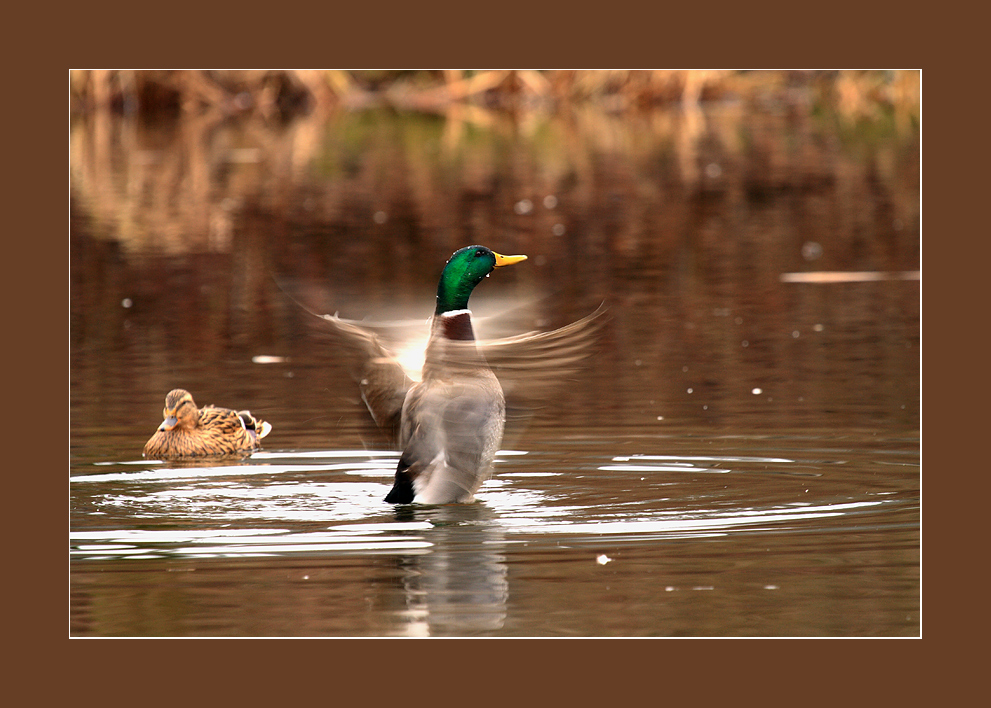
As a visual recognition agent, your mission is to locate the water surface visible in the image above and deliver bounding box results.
[70,99,919,636]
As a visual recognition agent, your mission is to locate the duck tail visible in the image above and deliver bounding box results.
[238,412,273,440]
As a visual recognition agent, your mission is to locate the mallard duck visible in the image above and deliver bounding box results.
[286,245,606,504]
[142,388,272,459]
[380,246,526,503]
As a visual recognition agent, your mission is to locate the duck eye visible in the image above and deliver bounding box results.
[475,249,486,257]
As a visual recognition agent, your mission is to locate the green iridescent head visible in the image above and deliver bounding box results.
[434,245,527,315]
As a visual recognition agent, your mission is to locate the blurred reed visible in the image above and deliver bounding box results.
[70,70,920,273]
[69,70,920,121]
[70,74,920,442]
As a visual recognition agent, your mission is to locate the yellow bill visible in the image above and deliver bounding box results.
[493,252,528,267]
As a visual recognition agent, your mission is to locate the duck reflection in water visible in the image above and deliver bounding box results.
[389,503,509,636]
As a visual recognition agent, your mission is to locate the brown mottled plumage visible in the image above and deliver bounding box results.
[142,389,272,459]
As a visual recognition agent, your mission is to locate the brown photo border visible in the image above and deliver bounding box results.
[44,5,938,703]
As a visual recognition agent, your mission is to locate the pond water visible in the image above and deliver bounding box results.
[70,98,920,637]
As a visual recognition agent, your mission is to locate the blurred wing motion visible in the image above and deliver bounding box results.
[306,300,607,446]
[317,312,417,440]
[278,244,604,506]
[465,304,608,408]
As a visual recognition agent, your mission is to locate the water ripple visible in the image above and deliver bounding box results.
[71,447,916,562]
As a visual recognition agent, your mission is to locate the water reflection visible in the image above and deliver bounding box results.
[70,434,918,636]
[70,103,919,466]
[71,88,919,636]
[390,505,509,636]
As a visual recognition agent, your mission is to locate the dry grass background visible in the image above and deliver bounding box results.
[70,69,920,445]
[70,70,920,121]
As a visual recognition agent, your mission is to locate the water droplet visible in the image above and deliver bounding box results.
[705,162,722,178]
[792,330,800,338]
[514,199,533,215]
[551,223,566,236]
[121,298,133,308]
[801,241,823,261]
[372,211,388,224]
[543,195,558,209]
[752,388,762,395]
[596,554,612,565]
[687,388,693,394]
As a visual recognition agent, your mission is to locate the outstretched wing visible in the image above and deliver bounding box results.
[317,313,416,438]
[274,276,419,440]
[279,273,607,444]
[478,303,608,405]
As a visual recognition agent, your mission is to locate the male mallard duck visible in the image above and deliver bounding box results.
[290,245,606,504]
[385,245,526,503]
[142,388,273,459]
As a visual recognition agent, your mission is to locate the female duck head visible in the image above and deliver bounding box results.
[435,245,526,315]
[159,389,198,431]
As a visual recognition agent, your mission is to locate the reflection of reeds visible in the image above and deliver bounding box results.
[70,70,921,119]
[70,72,919,267]
[70,75,920,444]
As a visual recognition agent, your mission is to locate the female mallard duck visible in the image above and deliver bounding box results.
[385,245,526,504]
[143,388,273,459]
